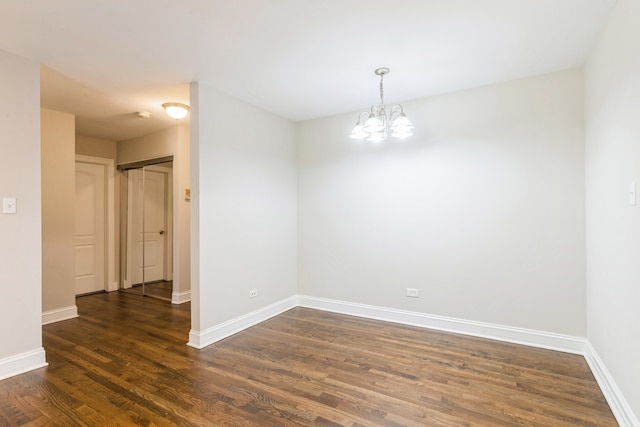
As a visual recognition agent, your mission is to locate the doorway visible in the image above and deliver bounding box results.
[119,159,174,301]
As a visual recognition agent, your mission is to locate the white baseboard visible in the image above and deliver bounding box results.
[42,305,79,325]
[584,341,639,427]
[0,348,48,381]
[187,296,297,349]
[172,290,191,305]
[296,295,586,355]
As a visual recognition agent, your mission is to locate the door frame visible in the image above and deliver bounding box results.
[75,155,116,292]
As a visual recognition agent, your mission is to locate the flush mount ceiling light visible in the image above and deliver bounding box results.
[162,102,190,120]
[350,67,413,143]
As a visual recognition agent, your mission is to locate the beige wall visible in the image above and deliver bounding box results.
[41,109,76,314]
[118,127,176,165]
[0,51,45,375]
[76,135,117,159]
[174,126,191,296]
[118,126,190,300]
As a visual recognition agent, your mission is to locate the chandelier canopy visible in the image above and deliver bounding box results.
[350,67,413,142]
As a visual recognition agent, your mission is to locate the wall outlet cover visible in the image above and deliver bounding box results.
[406,288,419,298]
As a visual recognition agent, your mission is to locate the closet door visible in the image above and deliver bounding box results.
[128,167,167,285]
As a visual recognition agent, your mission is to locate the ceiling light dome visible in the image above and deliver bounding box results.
[162,102,190,120]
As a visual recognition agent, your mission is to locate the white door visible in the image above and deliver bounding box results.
[128,168,167,285]
[75,162,106,295]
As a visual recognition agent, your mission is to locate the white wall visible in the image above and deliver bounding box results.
[585,0,640,422]
[189,83,297,343]
[298,69,586,336]
[0,51,46,377]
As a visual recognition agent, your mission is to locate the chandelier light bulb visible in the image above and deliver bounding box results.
[391,129,413,139]
[363,115,384,133]
[390,113,414,139]
[391,113,413,130]
[368,131,386,143]
[350,124,367,139]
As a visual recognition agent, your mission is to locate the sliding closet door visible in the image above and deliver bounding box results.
[121,161,173,300]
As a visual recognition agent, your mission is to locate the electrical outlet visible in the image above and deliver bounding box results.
[249,289,258,298]
[406,288,419,298]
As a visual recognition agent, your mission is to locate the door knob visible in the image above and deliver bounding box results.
[159,230,165,235]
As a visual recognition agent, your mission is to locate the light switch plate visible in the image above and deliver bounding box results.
[2,197,17,214]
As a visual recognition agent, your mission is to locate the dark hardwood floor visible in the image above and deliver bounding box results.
[0,292,617,426]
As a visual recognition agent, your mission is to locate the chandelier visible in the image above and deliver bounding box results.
[350,67,413,142]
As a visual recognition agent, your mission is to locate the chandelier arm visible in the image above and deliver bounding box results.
[357,111,369,123]
[389,104,403,120]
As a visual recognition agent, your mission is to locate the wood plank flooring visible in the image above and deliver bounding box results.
[0,292,617,426]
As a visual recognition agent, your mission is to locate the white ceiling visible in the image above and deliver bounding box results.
[0,0,615,141]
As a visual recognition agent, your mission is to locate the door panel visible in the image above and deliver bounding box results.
[75,162,106,295]
[128,168,167,285]
[142,171,166,282]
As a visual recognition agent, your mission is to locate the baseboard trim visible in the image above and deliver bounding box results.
[172,290,191,305]
[584,341,639,427]
[0,348,48,381]
[42,305,79,325]
[187,296,297,349]
[297,295,586,355]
